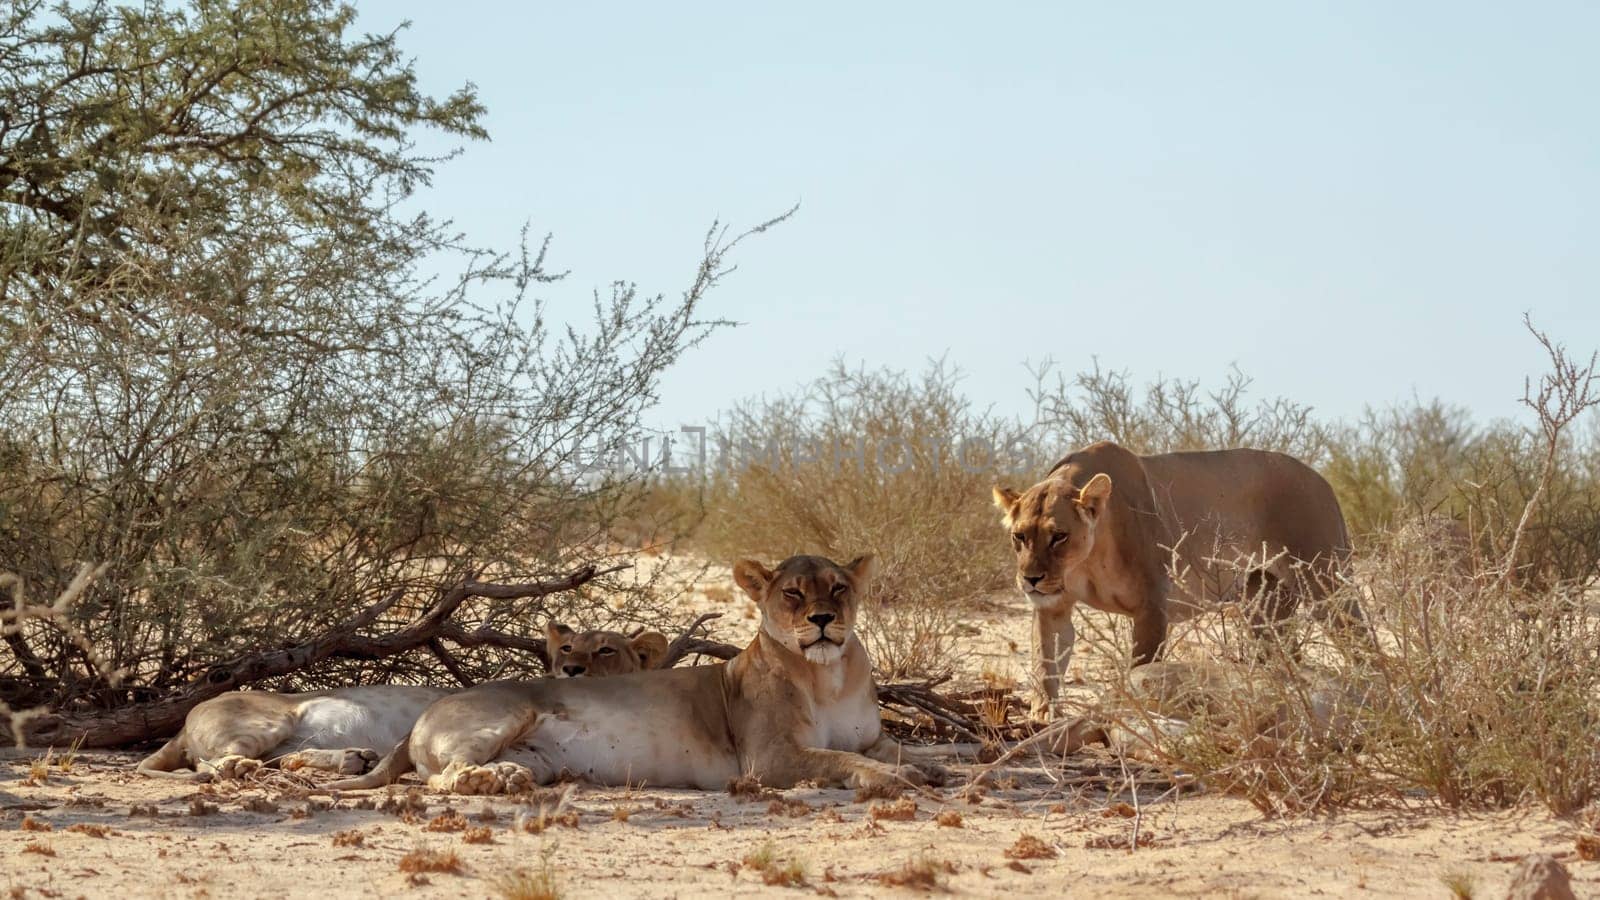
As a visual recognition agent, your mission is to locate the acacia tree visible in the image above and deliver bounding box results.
[0,0,774,745]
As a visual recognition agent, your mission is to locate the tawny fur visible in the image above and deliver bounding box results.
[328,554,946,796]
[994,441,1362,720]
[137,627,661,782]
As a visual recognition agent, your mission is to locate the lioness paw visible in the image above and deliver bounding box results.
[449,762,535,796]
[211,754,262,780]
[340,749,380,775]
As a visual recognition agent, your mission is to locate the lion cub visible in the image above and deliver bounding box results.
[136,624,666,781]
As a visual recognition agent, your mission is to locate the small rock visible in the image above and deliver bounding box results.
[1504,854,1575,900]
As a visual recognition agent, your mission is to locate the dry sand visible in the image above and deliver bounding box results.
[3,565,1595,899]
[3,750,1592,899]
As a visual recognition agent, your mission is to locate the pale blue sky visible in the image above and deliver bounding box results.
[368,1,1598,430]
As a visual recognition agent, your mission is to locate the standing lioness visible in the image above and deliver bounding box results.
[330,554,944,795]
[994,441,1359,719]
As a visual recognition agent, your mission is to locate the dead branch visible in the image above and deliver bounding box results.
[876,676,986,743]
[1498,316,1600,589]
[657,612,741,669]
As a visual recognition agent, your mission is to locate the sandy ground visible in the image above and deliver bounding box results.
[3,566,1596,899]
[3,750,1593,899]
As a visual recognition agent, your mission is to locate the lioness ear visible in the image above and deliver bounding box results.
[1075,473,1113,522]
[629,631,670,669]
[992,485,1020,520]
[545,622,574,645]
[732,559,774,601]
[844,554,878,589]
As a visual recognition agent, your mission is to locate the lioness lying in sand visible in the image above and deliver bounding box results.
[136,624,666,781]
[330,554,947,795]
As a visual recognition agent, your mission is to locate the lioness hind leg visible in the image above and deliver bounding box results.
[280,748,380,775]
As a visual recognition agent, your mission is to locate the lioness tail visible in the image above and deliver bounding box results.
[136,730,204,781]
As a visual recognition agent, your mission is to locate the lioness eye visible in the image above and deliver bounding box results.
[830,582,847,596]
[782,588,803,601]
[1012,532,1026,546]
[1050,531,1068,546]
[559,645,572,653]
[597,647,616,655]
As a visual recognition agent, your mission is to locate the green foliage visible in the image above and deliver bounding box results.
[0,0,768,718]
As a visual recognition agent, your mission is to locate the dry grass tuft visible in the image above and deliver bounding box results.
[766,797,814,818]
[934,809,963,828]
[65,823,110,838]
[187,798,218,817]
[378,788,428,818]
[742,840,808,887]
[331,829,365,848]
[1004,833,1056,861]
[726,773,779,802]
[490,855,562,900]
[22,841,55,856]
[19,816,51,832]
[23,750,53,786]
[397,847,462,876]
[869,797,918,822]
[462,826,494,844]
[875,855,957,891]
[424,810,468,832]
[515,790,580,835]
[1439,869,1477,900]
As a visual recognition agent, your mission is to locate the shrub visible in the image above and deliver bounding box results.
[686,361,1028,678]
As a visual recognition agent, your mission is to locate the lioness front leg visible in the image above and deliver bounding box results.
[757,745,925,794]
[862,736,950,785]
[1031,606,1075,721]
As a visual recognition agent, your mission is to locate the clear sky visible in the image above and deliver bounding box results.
[367,1,1598,432]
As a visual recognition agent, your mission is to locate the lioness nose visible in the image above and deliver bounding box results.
[1023,575,1043,588]
[562,664,586,676]
[807,612,835,628]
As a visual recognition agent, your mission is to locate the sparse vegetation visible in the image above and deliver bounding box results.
[875,855,957,891]
[1440,869,1477,900]
[869,797,918,822]
[490,848,562,900]
[1004,833,1056,860]
[684,362,1028,678]
[1095,321,1600,818]
[0,0,781,748]
[741,840,808,888]
[397,847,463,876]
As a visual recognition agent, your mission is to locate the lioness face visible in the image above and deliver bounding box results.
[733,554,875,665]
[546,624,669,677]
[992,473,1112,607]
